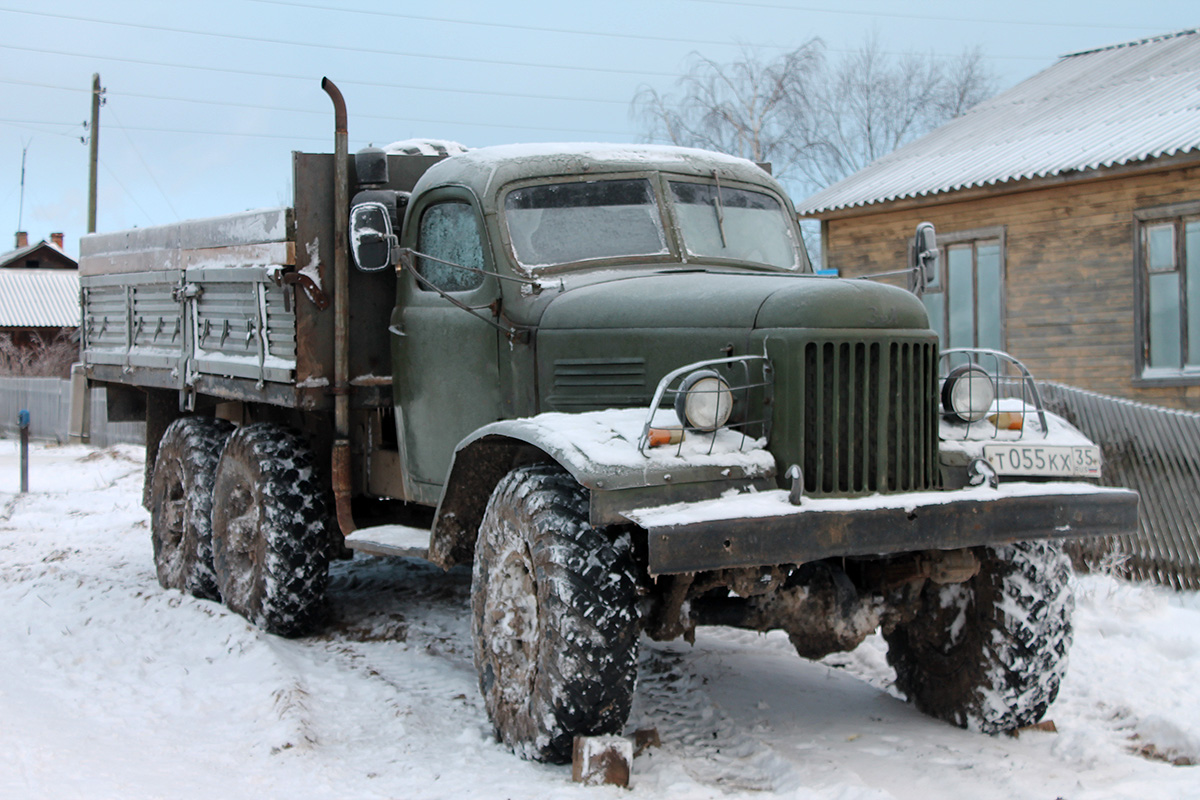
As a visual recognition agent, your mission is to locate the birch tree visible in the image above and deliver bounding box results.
[634,36,997,195]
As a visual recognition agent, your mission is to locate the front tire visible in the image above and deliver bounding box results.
[149,416,234,600]
[210,423,331,637]
[471,464,640,763]
[884,540,1074,733]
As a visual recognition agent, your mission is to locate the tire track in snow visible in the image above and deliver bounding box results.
[630,644,800,792]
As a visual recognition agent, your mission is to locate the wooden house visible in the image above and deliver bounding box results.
[798,29,1200,409]
[0,236,79,375]
[3,232,75,271]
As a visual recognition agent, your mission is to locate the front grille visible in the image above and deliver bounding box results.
[801,339,938,495]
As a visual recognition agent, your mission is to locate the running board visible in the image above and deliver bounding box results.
[343,524,431,560]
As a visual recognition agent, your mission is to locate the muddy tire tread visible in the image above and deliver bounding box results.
[472,464,639,763]
[211,423,331,638]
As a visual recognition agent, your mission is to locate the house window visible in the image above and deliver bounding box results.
[922,227,1005,353]
[1136,203,1200,378]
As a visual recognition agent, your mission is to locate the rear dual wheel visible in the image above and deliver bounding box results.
[149,416,234,600]
[210,423,332,637]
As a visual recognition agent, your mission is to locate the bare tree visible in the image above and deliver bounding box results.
[633,36,997,195]
[633,42,822,183]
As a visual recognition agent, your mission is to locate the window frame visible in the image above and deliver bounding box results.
[412,196,489,294]
[920,225,1007,352]
[664,175,807,272]
[497,171,678,276]
[1134,200,1200,385]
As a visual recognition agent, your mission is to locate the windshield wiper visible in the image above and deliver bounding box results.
[713,171,727,248]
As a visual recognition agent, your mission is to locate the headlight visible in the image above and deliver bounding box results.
[674,370,734,432]
[941,364,995,423]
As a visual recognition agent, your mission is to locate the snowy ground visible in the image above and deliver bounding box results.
[1,440,1197,800]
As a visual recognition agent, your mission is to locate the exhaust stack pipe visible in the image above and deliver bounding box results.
[322,77,357,539]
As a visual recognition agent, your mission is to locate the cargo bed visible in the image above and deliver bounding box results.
[79,152,441,411]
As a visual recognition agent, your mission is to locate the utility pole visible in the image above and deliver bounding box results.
[87,73,103,234]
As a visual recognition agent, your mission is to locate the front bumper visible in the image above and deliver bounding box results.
[622,482,1139,576]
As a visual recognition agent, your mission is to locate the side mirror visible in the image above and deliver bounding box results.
[349,202,398,272]
[909,221,938,296]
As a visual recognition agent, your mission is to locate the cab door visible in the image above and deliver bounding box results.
[391,191,502,505]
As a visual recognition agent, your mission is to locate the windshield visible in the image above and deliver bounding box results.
[669,181,801,270]
[505,178,668,269]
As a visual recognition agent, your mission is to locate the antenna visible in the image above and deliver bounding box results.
[17,140,29,234]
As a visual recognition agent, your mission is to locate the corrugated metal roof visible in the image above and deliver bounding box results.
[798,29,1200,216]
[0,269,80,327]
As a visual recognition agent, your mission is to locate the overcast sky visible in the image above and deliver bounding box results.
[3,1,1197,256]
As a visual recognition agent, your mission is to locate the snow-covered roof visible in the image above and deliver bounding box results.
[412,142,781,205]
[798,29,1200,216]
[383,139,469,157]
[0,239,75,270]
[0,269,80,327]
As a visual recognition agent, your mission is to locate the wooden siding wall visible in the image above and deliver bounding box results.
[820,164,1200,410]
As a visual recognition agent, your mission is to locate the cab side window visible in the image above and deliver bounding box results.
[416,201,485,293]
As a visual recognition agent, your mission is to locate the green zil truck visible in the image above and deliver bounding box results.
[78,82,1137,763]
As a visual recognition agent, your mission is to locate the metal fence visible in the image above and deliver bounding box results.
[0,376,144,447]
[1040,382,1200,590]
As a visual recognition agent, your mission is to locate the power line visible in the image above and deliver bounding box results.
[0,118,327,142]
[0,110,630,140]
[0,74,631,109]
[0,68,634,139]
[0,7,680,79]
[683,0,1167,32]
[99,158,158,228]
[106,106,180,222]
[245,0,795,51]
[0,116,84,139]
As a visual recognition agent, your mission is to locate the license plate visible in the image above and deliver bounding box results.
[982,444,1101,478]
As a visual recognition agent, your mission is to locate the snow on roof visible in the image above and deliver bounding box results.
[413,142,780,202]
[798,29,1200,216]
[383,139,470,156]
[0,269,80,327]
[452,141,758,171]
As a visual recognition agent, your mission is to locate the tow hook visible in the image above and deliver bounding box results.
[786,464,804,506]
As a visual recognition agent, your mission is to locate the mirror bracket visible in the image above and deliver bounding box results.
[908,221,938,297]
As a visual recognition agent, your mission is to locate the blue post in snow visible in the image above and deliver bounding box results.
[18,409,29,494]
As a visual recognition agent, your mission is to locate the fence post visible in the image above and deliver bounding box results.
[18,408,29,493]
[68,364,91,443]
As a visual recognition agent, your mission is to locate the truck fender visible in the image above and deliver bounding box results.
[427,411,776,569]
[426,418,616,570]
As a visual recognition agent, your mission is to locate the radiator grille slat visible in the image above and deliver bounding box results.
[802,338,938,496]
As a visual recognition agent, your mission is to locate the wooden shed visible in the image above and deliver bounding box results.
[798,29,1200,410]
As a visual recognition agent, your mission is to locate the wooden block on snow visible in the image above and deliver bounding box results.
[572,735,632,787]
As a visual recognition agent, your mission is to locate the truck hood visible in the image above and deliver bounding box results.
[534,270,929,331]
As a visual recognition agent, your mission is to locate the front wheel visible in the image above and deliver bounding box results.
[210,423,331,637]
[883,540,1075,733]
[471,464,640,763]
